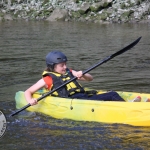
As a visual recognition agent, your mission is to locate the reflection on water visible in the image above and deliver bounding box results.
[0,21,150,149]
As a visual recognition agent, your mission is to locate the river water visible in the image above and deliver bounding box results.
[0,21,150,149]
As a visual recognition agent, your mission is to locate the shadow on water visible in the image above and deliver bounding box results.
[0,21,150,149]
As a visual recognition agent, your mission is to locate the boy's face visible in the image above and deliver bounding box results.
[54,62,67,74]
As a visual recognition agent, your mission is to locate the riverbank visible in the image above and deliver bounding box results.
[0,0,150,23]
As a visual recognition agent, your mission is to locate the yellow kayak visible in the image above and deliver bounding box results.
[15,90,150,126]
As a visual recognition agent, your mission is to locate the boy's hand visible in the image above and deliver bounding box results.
[30,98,38,105]
[72,70,83,79]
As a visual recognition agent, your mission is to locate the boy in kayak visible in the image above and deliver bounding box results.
[24,51,141,105]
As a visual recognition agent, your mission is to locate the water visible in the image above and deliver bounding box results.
[0,21,150,149]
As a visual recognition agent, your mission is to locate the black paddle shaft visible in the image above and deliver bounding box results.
[10,37,142,117]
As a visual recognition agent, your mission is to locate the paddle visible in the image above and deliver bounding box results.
[9,37,142,117]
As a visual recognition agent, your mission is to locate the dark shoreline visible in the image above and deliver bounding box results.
[0,0,150,24]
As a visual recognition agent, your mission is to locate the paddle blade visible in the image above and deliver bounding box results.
[111,37,142,58]
[83,37,142,75]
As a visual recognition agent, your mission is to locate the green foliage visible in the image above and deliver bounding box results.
[120,3,126,9]
[0,13,4,17]
[43,10,51,16]
[121,10,134,18]
[42,0,50,5]
[97,11,108,21]
[71,11,81,18]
